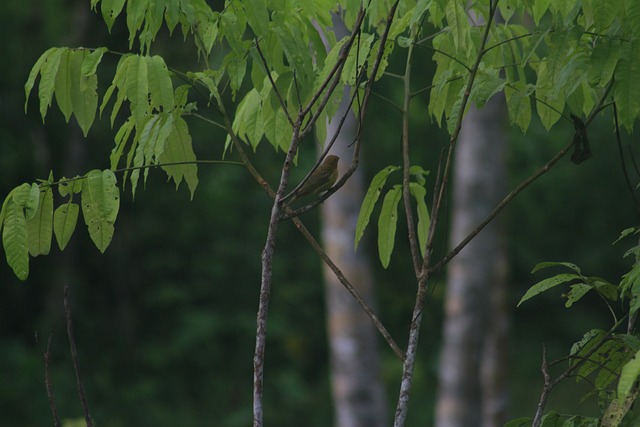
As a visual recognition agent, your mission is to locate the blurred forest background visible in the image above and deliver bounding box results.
[1,0,638,426]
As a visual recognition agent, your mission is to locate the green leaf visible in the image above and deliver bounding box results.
[25,183,41,220]
[504,418,532,427]
[614,39,640,132]
[233,89,265,150]
[565,283,591,307]
[159,115,199,199]
[2,200,29,280]
[244,0,269,37]
[25,47,58,113]
[81,48,107,82]
[70,50,98,136]
[517,273,582,306]
[409,182,430,258]
[37,47,64,122]
[146,55,174,112]
[26,187,53,257]
[126,55,149,124]
[101,0,126,31]
[12,183,33,207]
[446,0,470,51]
[378,185,402,269]
[81,169,120,253]
[619,350,640,403]
[100,54,131,124]
[343,33,374,85]
[355,165,400,251]
[58,177,84,197]
[54,202,79,251]
[54,49,73,121]
[111,117,135,169]
[531,261,582,274]
[532,0,552,25]
[505,84,532,132]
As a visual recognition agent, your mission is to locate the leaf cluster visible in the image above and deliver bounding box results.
[516,228,640,425]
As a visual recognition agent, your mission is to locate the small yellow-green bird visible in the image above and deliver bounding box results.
[283,155,339,204]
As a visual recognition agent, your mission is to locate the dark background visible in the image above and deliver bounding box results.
[0,1,637,425]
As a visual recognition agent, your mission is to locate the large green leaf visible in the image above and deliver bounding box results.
[146,55,174,112]
[355,165,400,250]
[409,182,430,258]
[2,200,29,280]
[81,169,120,253]
[37,47,64,122]
[24,47,58,113]
[70,49,98,136]
[517,273,582,306]
[159,116,199,199]
[26,187,53,257]
[54,49,74,121]
[378,185,402,269]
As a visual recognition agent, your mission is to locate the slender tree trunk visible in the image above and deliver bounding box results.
[321,83,387,427]
[435,96,509,427]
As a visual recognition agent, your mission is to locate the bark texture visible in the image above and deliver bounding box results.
[436,97,509,427]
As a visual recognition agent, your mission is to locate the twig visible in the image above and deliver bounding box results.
[532,345,552,427]
[291,218,405,359]
[37,331,61,427]
[428,139,574,275]
[254,40,295,127]
[531,316,626,427]
[64,284,93,427]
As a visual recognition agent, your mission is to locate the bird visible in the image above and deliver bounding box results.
[282,155,339,204]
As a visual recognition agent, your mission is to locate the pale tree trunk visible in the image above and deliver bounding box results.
[435,96,509,427]
[320,84,387,427]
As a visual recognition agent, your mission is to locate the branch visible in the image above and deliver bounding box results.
[220,96,404,359]
[429,78,616,274]
[64,284,94,427]
[254,40,295,127]
[531,316,626,427]
[393,2,500,426]
[401,27,422,278]
[37,331,61,427]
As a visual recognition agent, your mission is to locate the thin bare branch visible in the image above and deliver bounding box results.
[37,331,61,427]
[64,284,93,427]
[254,40,295,127]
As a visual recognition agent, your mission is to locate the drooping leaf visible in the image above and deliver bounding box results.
[25,47,58,113]
[54,48,74,121]
[378,185,402,268]
[37,47,64,122]
[101,0,126,31]
[2,200,29,280]
[409,182,430,258]
[81,169,120,253]
[146,55,174,112]
[517,273,582,306]
[70,50,98,136]
[53,202,79,251]
[26,186,53,256]
[355,165,400,250]
[159,115,199,199]
[25,183,41,220]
